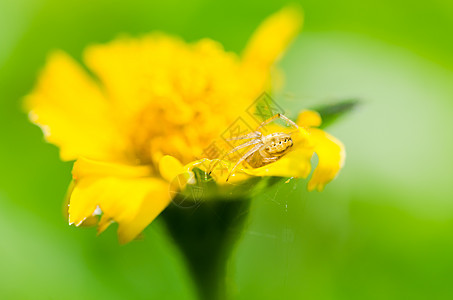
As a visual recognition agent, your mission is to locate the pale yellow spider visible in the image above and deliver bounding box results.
[210,113,300,181]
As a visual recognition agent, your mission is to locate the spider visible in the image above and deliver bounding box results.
[210,113,300,181]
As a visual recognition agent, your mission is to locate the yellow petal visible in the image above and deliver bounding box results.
[69,157,169,243]
[184,158,251,184]
[68,177,102,226]
[68,176,170,244]
[97,213,114,235]
[158,155,184,182]
[307,129,345,191]
[24,51,126,161]
[72,157,151,180]
[296,110,322,127]
[83,35,186,121]
[117,185,169,244]
[242,5,303,68]
[243,148,312,178]
[83,38,142,120]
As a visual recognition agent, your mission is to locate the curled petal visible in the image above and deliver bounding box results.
[67,177,99,227]
[184,158,251,184]
[98,177,169,244]
[308,129,345,191]
[69,176,170,244]
[158,155,184,182]
[69,158,169,243]
[242,5,303,68]
[296,110,322,128]
[243,148,312,178]
[24,51,126,161]
[97,213,114,236]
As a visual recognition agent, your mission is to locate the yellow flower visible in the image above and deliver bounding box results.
[25,6,344,244]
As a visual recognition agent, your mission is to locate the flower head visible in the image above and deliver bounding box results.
[25,6,344,243]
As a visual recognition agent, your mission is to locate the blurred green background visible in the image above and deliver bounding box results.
[1,0,453,299]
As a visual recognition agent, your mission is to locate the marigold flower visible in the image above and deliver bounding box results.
[25,6,344,244]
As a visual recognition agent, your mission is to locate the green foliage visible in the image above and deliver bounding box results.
[1,0,453,299]
[314,99,360,129]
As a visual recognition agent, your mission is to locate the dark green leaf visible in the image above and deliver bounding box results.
[312,99,360,128]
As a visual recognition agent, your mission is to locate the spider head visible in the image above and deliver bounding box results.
[263,134,293,157]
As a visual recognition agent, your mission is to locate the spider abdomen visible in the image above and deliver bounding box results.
[221,114,299,181]
[245,136,293,168]
[246,150,270,168]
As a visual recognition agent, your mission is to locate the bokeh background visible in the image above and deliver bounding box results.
[1,0,453,299]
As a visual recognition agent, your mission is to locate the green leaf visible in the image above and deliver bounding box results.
[312,99,360,128]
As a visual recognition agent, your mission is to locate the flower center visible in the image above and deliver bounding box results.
[129,98,231,168]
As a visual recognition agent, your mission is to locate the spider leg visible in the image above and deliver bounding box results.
[226,131,262,141]
[208,139,262,175]
[226,143,263,182]
[256,113,299,131]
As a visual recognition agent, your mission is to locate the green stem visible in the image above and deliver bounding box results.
[161,199,251,300]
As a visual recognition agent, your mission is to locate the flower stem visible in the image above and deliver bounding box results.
[161,199,251,300]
